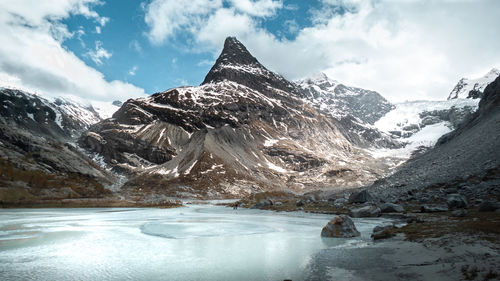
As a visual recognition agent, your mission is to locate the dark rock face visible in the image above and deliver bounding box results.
[348,190,373,204]
[321,215,360,238]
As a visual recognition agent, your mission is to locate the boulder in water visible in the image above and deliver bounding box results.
[321,215,360,238]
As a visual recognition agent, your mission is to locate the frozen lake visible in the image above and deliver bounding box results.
[0,205,391,281]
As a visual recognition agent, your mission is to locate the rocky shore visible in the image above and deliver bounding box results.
[235,188,500,280]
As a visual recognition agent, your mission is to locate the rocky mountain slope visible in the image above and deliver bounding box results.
[0,88,117,206]
[370,75,500,202]
[297,72,393,124]
[296,73,399,149]
[79,37,391,199]
[448,68,499,100]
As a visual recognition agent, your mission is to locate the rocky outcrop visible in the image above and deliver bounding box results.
[321,215,360,238]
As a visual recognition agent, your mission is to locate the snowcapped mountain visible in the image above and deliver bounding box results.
[372,69,500,157]
[0,87,121,138]
[295,73,399,149]
[79,37,390,198]
[0,88,99,139]
[296,72,393,124]
[448,68,500,100]
[0,87,115,205]
[371,74,500,199]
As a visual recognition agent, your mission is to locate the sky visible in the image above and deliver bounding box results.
[0,0,499,104]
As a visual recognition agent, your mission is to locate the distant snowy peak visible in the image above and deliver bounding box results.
[53,97,101,127]
[0,87,118,138]
[448,68,500,100]
[297,72,338,97]
[296,72,393,124]
[91,100,121,119]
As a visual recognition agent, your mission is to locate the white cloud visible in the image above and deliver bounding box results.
[144,0,223,45]
[97,16,109,27]
[0,0,145,102]
[86,41,112,65]
[283,19,299,35]
[227,0,282,17]
[128,65,138,76]
[144,0,282,45]
[144,0,500,102]
[129,39,142,53]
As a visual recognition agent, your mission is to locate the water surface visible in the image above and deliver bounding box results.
[0,205,390,280]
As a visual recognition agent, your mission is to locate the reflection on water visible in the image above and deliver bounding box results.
[0,206,391,281]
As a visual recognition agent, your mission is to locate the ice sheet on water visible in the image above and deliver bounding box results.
[0,205,395,281]
[141,220,275,239]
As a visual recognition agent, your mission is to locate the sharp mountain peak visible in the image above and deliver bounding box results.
[201,37,299,95]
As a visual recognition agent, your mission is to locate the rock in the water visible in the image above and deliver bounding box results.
[478,201,500,212]
[371,224,396,240]
[446,193,468,209]
[321,215,360,238]
[349,205,381,218]
[274,201,283,207]
[451,209,468,217]
[420,205,448,213]
[379,203,404,213]
[348,190,373,204]
[373,224,393,233]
